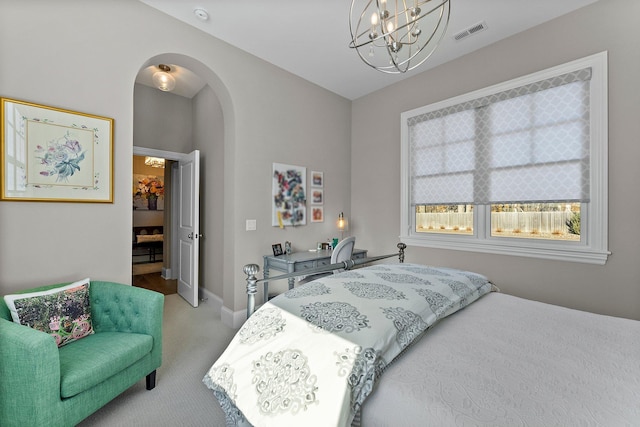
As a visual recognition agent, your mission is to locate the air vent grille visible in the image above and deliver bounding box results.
[453,21,488,41]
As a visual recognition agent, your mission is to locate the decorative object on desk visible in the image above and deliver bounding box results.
[321,242,331,250]
[272,243,283,256]
[332,237,339,248]
[133,174,164,210]
[272,163,306,227]
[1,97,113,203]
[284,241,292,255]
[349,0,450,74]
[311,206,324,223]
[311,170,323,187]
[311,188,323,205]
[337,211,348,238]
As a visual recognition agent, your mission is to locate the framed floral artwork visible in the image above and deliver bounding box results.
[0,98,113,202]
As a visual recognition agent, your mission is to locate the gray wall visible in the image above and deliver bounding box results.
[0,0,352,318]
[193,85,225,300]
[134,84,193,154]
[2,0,637,322]
[351,0,640,320]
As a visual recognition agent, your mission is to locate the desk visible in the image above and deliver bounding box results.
[263,248,368,300]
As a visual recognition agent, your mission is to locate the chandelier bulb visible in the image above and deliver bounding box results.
[371,12,379,26]
[386,21,394,33]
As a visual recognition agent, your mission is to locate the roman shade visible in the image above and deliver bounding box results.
[409,68,592,206]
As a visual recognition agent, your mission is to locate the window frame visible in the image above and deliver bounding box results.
[400,52,609,265]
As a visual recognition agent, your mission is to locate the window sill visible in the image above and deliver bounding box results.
[400,235,609,265]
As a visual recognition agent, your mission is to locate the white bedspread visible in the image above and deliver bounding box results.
[360,292,640,426]
[203,263,493,426]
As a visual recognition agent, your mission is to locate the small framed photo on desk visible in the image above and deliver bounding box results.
[272,243,284,256]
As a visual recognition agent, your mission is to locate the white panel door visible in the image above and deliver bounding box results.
[177,150,200,307]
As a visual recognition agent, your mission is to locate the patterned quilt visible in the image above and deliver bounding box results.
[203,263,493,426]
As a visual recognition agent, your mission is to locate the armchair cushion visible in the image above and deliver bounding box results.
[59,331,153,398]
[3,278,94,347]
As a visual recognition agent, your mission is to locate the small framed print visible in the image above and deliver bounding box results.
[311,171,323,187]
[272,243,284,256]
[311,206,324,222]
[311,188,323,205]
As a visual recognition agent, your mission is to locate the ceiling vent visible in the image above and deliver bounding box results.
[453,21,488,42]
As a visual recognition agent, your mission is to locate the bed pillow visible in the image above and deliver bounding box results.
[3,278,94,347]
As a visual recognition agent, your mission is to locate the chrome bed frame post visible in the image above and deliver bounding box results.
[243,243,406,318]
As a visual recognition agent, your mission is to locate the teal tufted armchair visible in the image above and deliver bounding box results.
[0,281,164,427]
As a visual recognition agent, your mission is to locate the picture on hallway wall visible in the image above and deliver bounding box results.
[272,163,306,227]
[1,97,113,203]
[133,174,164,210]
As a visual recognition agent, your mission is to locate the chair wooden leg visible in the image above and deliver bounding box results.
[146,370,157,390]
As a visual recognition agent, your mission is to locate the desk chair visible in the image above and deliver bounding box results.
[298,236,355,284]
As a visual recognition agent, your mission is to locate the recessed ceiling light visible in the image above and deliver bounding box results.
[194,8,209,21]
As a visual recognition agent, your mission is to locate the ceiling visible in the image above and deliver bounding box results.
[137,0,599,100]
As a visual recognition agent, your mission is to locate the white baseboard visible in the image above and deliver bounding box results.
[161,267,174,280]
[199,287,245,329]
[222,305,247,329]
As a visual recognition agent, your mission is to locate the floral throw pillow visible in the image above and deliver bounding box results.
[3,278,94,347]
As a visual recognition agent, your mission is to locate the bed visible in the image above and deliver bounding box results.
[203,259,640,426]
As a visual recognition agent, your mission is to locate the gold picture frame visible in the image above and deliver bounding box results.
[1,97,113,203]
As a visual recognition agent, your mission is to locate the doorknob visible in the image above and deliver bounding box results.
[188,233,193,239]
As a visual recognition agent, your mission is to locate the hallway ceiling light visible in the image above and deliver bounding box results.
[152,64,176,92]
[145,156,165,168]
[349,0,450,74]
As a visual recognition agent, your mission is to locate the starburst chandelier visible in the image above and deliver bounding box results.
[349,0,451,74]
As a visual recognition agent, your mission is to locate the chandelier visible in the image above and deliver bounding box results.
[349,0,451,74]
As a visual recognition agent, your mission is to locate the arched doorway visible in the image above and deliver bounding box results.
[133,54,233,311]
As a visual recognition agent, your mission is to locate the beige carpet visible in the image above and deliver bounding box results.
[78,294,237,426]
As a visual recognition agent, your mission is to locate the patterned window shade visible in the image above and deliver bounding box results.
[409,68,591,205]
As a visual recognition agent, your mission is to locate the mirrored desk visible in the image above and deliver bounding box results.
[262,248,367,300]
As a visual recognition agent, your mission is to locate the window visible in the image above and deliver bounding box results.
[401,52,609,264]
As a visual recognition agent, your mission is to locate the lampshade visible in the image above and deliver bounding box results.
[152,64,176,92]
[349,0,450,74]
